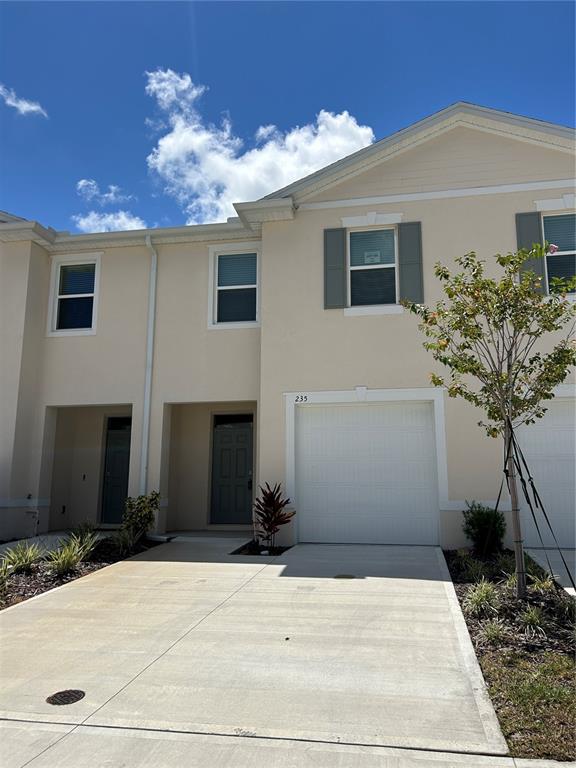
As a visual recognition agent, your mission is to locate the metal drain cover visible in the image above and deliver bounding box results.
[46,689,85,706]
[334,574,356,579]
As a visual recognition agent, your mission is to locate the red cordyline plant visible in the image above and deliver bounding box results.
[253,483,295,550]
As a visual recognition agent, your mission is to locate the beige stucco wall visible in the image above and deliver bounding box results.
[1,123,573,545]
[257,185,575,548]
[167,401,256,532]
[49,405,132,529]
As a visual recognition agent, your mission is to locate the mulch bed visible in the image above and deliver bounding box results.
[230,539,292,556]
[445,548,575,762]
[0,537,160,610]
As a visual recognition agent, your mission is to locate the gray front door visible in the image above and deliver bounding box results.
[101,417,131,524]
[210,416,253,524]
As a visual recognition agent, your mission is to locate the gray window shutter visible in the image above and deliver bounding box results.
[324,228,347,308]
[516,212,546,294]
[398,221,424,303]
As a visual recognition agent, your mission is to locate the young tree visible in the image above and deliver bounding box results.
[406,244,575,598]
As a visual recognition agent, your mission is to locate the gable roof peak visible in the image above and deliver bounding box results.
[262,102,575,203]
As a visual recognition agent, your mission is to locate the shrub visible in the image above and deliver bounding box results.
[122,491,158,547]
[110,528,137,558]
[529,572,556,594]
[2,541,42,574]
[462,558,490,582]
[520,605,547,639]
[68,531,98,561]
[46,539,83,576]
[463,578,500,618]
[501,570,517,590]
[462,501,506,557]
[481,618,509,645]
[494,551,516,575]
[72,520,96,538]
[253,483,295,550]
[0,560,8,602]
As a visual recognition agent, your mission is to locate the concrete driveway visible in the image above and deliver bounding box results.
[0,539,512,767]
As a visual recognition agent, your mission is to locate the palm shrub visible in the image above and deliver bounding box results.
[253,483,295,550]
[463,501,506,558]
[2,541,42,574]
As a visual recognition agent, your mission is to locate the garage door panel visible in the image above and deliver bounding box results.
[518,399,575,549]
[295,402,439,545]
[301,458,436,486]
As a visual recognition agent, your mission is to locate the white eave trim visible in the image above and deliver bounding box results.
[0,221,57,246]
[300,179,576,211]
[234,198,295,229]
[0,220,260,252]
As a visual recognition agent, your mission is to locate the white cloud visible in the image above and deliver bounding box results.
[72,210,147,233]
[0,83,48,117]
[76,178,134,206]
[145,68,374,224]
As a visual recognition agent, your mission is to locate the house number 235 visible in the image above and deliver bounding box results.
[295,394,308,403]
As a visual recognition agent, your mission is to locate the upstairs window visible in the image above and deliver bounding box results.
[543,213,576,293]
[216,252,258,323]
[49,257,99,334]
[349,229,397,306]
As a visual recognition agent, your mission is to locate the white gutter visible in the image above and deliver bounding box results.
[140,235,158,494]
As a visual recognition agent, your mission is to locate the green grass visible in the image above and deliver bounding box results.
[481,650,575,761]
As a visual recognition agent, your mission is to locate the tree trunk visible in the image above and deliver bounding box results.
[505,422,527,599]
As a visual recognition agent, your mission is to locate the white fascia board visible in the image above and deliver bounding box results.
[300,179,576,211]
[234,198,295,229]
[0,221,57,246]
[262,105,574,204]
[16,221,260,254]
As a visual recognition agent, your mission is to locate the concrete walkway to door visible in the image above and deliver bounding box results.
[0,540,515,767]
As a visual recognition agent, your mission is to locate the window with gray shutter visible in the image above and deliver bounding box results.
[543,213,576,293]
[516,212,546,293]
[349,229,396,306]
[324,228,347,308]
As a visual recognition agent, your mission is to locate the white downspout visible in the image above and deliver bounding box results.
[140,235,158,495]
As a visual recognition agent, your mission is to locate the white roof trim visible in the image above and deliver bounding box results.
[0,219,259,252]
[262,102,575,204]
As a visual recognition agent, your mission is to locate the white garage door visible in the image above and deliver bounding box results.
[295,402,439,544]
[518,398,576,549]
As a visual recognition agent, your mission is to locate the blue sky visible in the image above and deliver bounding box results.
[0,1,574,232]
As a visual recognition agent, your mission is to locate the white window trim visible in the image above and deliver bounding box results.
[345,225,402,316]
[284,387,449,544]
[208,242,261,329]
[541,210,576,299]
[534,193,575,212]
[47,252,102,337]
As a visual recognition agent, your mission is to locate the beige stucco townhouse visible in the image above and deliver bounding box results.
[1,103,575,549]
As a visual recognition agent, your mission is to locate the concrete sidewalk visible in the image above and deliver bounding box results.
[0,539,515,766]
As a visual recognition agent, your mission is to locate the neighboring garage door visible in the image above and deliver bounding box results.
[295,401,439,544]
[518,398,575,549]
